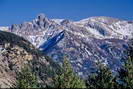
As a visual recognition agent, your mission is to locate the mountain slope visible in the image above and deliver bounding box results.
[0,30,58,88]
[1,14,133,78]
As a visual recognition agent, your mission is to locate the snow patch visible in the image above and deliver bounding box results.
[0,27,9,31]
[52,19,64,25]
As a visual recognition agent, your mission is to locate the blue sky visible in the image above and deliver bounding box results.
[0,0,133,26]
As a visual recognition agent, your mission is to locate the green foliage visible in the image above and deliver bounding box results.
[53,56,86,88]
[86,60,117,88]
[16,65,38,88]
[117,39,133,88]
[118,57,133,89]
[124,58,133,88]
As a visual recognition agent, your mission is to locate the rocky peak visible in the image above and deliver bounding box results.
[36,13,50,28]
[60,19,71,26]
[37,13,47,21]
[1,14,133,78]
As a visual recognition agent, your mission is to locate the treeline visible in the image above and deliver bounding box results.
[14,45,133,88]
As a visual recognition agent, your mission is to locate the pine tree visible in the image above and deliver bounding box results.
[15,65,38,88]
[117,39,133,88]
[118,57,133,89]
[53,56,86,88]
[86,60,117,88]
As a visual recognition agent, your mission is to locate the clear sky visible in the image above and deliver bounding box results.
[0,0,133,26]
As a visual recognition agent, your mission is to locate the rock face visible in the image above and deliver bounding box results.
[1,14,133,78]
[0,30,57,88]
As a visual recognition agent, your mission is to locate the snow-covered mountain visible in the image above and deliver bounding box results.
[0,14,133,78]
[0,27,9,31]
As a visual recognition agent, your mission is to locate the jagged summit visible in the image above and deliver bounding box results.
[37,13,47,20]
[0,13,133,78]
[36,13,50,27]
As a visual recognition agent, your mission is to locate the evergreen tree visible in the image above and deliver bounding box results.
[15,65,38,88]
[118,57,133,89]
[53,56,86,88]
[86,60,117,88]
[117,39,133,88]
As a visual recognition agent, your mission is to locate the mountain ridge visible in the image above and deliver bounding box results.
[0,14,133,78]
[0,30,60,88]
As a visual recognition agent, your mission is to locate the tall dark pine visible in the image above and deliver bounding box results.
[118,39,133,88]
[15,65,38,88]
[86,60,117,88]
[118,57,133,88]
[53,56,86,88]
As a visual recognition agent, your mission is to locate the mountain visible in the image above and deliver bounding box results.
[0,30,58,88]
[1,14,133,78]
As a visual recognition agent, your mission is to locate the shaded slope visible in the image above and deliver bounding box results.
[0,30,59,88]
[2,14,133,78]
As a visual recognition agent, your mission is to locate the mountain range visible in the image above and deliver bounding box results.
[0,14,133,79]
